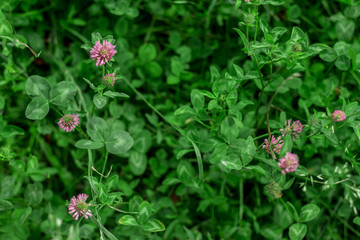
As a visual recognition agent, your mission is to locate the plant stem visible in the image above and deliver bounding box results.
[279,198,296,221]
[100,150,109,183]
[239,178,244,226]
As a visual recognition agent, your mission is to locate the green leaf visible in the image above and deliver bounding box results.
[142,218,165,232]
[83,78,96,90]
[98,183,108,203]
[0,199,13,211]
[191,89,204,112]
[118,215,139,227]
[220,155,242,170]
[25,97,49,120]
[322,129,339,145]
[26,75,51,99]
[75,139,104,149]
[177,161,195,180]
[91,32,102,44]
[307,43,330,55]
[233,28,249,53]
[280,135,293,157]
[221,117,239,143]
[336,19,355,42]
[174,105,195,115]
[287,201,300,221]
[138,201,152,225]
[334,41,350,57]
[145,61,163,78]
[0,125,25,137]
[129,151,147,175]
[0,19,13,36]
[87,117,110,142]
[169,31,181,48]
[171,58,184,77]
[176,149,194,159]
[241,136,256,166]
[105,130,134,155]
[26,155,38,173]
[270,27,287,42]
[24,184,43,206]
[291,27,308,47]
[353,217,360,226]
[345,102,358,116]
[50,81,77,105]
[93,94,107,109]
[105,175,119,191]
[103,91,129,98]
[166,74,180,85]
[0,96,4,110]
[299,203,320,222]
[319,48,337,62]
[335,55,351,71]
[235,0,242,9]
[11,207,32,224]
[139,43,156,62]
[289,223,307,240]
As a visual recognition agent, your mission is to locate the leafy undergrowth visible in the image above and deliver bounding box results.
[1,0,360,239]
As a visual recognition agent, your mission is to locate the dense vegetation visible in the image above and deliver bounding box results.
[1,0,360,239]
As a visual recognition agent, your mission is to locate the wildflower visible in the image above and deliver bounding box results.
[331,110,346,122]
[103,73,116,87]
[244,0,250,2]
[263,135,284,159]
[280,120,303,141]
[278,152,299,175]
[58,114,79,132]
[90,40,117,67]
[68,193,92,220]
[265,182,282,199]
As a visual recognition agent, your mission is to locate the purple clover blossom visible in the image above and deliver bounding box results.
[280,119,303,141]
[90,40,117,67]
[68,193,92,221]
[103,73,117,87]
[244,0,250,2]
[263,135,284,159]
[278,152,299,175]
[331,110,346,122]
[58,114,79,132]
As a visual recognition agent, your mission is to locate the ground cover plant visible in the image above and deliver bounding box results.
[1,0,360,239]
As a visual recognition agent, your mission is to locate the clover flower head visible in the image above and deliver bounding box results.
[90,40,117,67]
[280,119,303,141]
[278,152,299,175]
[265,182,282,199]
[263,135,284,159]
[244,0,250,2]
[68,193,92,221]
[103,73,116,87]
[58,114,79,132]
[331,110,346,122]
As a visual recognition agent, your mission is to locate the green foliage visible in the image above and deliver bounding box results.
[1,0,360,239]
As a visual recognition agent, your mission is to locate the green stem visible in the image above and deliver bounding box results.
[50,103,63,116]
[253,6,259,44]
[100,151,109,183]
[107,204,139,214]
[87,150,98,196]
[279,198,296,221]
[239,178,244,225]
